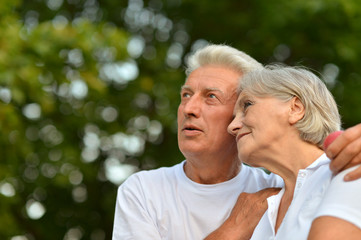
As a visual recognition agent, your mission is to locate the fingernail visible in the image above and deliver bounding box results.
[326,151,334,159]
[344,175,351,181]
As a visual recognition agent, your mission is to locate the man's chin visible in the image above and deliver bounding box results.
[179,145,206,156]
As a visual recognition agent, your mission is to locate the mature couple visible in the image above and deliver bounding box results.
[113,44,361,239]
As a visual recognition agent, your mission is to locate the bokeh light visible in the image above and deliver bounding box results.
[0,181,16,197]
[26,200,46,220]
[0,87,12,103]
[22,103,41,120]
[104,158,138,185]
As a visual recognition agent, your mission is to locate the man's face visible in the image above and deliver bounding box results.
[177,65,241,159]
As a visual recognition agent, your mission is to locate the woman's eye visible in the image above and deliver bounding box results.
[243,101,253,110]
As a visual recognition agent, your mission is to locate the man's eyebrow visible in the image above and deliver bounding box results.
[180,86,225,96]
[180,85,191,91]
[206,87,223,92]
[205,88,226,98]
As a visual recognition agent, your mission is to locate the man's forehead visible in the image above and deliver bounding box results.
[187,65,241,81]
[182,66,241,96]
[181,84,222,91]
[187,73,240,84]
[183,76,239,91]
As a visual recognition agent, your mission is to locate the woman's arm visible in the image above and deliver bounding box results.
[204,188,280,240]
[309,165,361,239]
[308,216,361,240]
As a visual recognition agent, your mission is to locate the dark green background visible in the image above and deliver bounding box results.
[1,0,360,239]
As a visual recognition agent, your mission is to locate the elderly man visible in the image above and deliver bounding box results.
[112,44,361,240]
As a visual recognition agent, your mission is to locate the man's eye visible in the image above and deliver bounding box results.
[182,92,191,98]
[208,93,217,99]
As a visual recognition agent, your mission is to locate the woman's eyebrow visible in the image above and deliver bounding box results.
[236,94,248,108]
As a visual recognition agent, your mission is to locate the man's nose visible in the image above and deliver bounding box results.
[183,95,201,118]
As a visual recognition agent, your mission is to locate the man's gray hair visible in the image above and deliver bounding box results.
[185,44,263,76]
[240,64,341,147]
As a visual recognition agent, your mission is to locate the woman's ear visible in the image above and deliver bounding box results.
[289,96,305,125]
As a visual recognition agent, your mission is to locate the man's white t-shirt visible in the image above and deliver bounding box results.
[250,154,361,240]
[112,161,283,240]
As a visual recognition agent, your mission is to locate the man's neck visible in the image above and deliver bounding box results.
[183,156,241,184]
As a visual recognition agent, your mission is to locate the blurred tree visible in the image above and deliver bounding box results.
[1,0,361,239]
[1,0,183,239]
[17,0,361,125]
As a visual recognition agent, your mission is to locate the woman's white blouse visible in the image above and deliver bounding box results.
[251,153,361,240]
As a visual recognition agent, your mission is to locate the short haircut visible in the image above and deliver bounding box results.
[239,64,341,147]
[185,44,263,76]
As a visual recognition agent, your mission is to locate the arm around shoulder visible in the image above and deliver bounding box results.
[328,123,361,180]
[308,165,361,240]
[308,216,361,240]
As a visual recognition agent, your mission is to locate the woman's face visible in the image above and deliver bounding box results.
[227,91,293,167]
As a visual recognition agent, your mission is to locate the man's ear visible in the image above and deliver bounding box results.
[289,96,305,125]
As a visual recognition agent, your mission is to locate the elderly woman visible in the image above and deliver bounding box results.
[227,65,361,239]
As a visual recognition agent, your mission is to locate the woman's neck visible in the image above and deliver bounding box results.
[258,139,324,233]
[275,187,295,233]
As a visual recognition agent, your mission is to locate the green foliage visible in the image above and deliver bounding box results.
[1,0,361,239]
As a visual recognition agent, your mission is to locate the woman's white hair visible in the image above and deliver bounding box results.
[185,44,263,76]
[240,64,341,147]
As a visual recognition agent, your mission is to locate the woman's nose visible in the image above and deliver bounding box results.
[227,116,242,136]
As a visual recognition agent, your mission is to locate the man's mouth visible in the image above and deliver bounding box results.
[182,125,202,132]
[184,127,198,131]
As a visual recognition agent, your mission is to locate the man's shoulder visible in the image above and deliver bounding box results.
[122,161,184,187]
[118,161,185,201]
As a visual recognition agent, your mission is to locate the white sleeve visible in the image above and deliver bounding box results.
[112,174,162,240]
[313,164,361,229]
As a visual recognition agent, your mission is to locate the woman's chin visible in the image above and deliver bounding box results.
[240,153,262,168]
